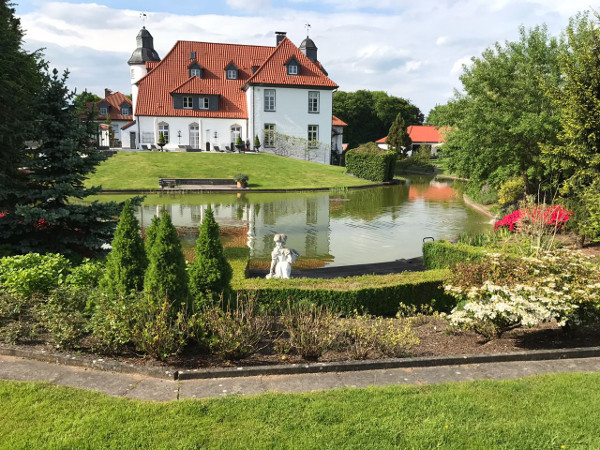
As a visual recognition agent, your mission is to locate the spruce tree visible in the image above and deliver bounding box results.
[386,113,412,158]
[0,66,123,258]
[101,200,147,296]
[189,206,232,305]
[144,211,189,306]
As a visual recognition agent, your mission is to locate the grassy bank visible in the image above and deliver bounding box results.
[1,373,598,448]
[86,152,372,190]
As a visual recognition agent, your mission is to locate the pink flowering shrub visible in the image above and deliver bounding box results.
[495,205,572,232]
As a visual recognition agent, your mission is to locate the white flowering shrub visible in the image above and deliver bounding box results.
[444,251,600,339]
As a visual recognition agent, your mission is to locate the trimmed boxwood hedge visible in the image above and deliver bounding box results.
[345,142,396,182]
[422,240,486,269]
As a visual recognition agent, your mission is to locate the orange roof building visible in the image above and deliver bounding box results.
[122,27,345,163]
[376,125,447,156]
[91,89,133,148]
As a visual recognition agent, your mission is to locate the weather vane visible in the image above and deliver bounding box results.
[140,12,147,25]
[305,23,311,37]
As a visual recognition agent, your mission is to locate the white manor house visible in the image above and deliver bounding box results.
[121,27,346,164]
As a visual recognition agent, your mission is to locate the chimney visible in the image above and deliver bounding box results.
[275,31,287,45]
[104,88,112,98]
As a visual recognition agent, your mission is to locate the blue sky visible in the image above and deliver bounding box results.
[14,0,596,115]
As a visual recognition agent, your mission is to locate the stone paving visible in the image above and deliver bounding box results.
[2,354,600,402]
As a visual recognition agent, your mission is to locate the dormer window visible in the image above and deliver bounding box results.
[99,106,109,115]
[183,96,193,109]
[120,103,131,115]
[225,62,238,80]
[189,62,202,78]
[284,56,300,76]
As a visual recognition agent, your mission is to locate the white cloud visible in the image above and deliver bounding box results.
[17,0,597,114]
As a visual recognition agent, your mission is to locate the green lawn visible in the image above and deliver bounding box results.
[1,373,598,448]
[86,152,372,190]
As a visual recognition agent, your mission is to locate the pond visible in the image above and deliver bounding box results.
[95,175,492,267]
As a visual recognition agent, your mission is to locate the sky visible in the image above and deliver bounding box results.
[14,0,597,116]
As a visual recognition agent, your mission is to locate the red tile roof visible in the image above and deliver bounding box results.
[376,126,447,144]
[96,91,133,121]
[135,38,337,118]
[246,38,338,89]
[121,120,136,130]
[332,115,348,127]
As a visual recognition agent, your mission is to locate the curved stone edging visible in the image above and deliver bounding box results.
[462,194,496,219]
[2,343,599,381]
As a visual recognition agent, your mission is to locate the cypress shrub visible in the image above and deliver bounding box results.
[144,214,160,255]
[101,200,147,296]
[189,206,233,306]
[345,142,396,182]
[144,211,189,307]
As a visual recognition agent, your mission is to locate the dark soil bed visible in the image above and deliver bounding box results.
[4,319,600,372]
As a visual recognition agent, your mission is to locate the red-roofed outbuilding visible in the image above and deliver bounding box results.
[376,125,447,156]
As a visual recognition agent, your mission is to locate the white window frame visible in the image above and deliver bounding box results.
[264,123,275,148]
[158,122,169,143]
[226,69,237,80]
[120,106,130,115]
[99,106,109,115]
[141,132,154,144]
[308,91,319,113]
[183,96,193,109]
[264,89,276,112]
[287,64,298,75]
[199,97,209,109]
[190,68,201,77]
[308,125,318,147]
[231,124,242,143]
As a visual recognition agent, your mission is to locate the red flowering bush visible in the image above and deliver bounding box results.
[495,205,572,232]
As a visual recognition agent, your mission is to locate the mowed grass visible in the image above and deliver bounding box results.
[86,152,371,190]
[1,373,599,449]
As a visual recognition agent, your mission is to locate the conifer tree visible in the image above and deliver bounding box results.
[189,206,232,305]
[386,113,412,158]
[0,66,123,258]
[101,200,147,296]
[144,211,189,306]
[144,214,160,255]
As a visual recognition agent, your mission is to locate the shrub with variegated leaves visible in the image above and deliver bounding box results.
[444,251,600,339]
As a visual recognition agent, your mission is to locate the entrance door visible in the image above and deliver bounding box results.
[129,132,136,149]
[205,129,211,151]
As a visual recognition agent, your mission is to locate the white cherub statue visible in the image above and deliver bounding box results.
[266,234,300,279]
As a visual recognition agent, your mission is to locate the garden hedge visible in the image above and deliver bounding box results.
[345,143,396,182]
[422,241,486,269]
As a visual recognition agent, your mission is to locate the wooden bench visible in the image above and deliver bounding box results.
[159,178,237,189]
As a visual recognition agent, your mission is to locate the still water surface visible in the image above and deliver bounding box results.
[98,175,491,267]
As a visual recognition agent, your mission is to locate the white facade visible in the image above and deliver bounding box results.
[247,86,332,164]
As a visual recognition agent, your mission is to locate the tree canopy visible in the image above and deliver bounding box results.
[333,90,423,148]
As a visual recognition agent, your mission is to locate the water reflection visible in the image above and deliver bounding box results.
[96,175,491,267]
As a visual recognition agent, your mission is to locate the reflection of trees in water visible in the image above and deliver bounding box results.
[329,185,410,221]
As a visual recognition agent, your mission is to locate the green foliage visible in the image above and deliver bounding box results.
[130,295,190,361]
[89,291,135,352]
[65,259,105,289]
[0,253,71,298]
[144,211,189,307]
[395,157,436,174]
[0,292,39,344]
[498,176,525,206]
[144,215,160,256]
[438,25,562,192]
[237,269,454,316]
[202,295,271,360]
[188,206,232,306]
[235,135,243,147]
[422,241,486,270]
[578,182,600,242]
[345,142,396,182]
[73,89,101,113]
[158,132,166,145]
[0,66,123,258]
[36,286,89,349]
[254,135,261,147]
[333,90,423,148]
[386,113,412,157]
[101,200,147,296]
[0,1,44,212]
[232,173,249,183]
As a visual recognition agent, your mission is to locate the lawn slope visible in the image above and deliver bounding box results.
[1,373,599,448]
[86,152,371,190]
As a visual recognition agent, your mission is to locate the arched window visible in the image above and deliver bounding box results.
[158,121,169,143]
[230,124,242,143]
[189,122,199,149]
